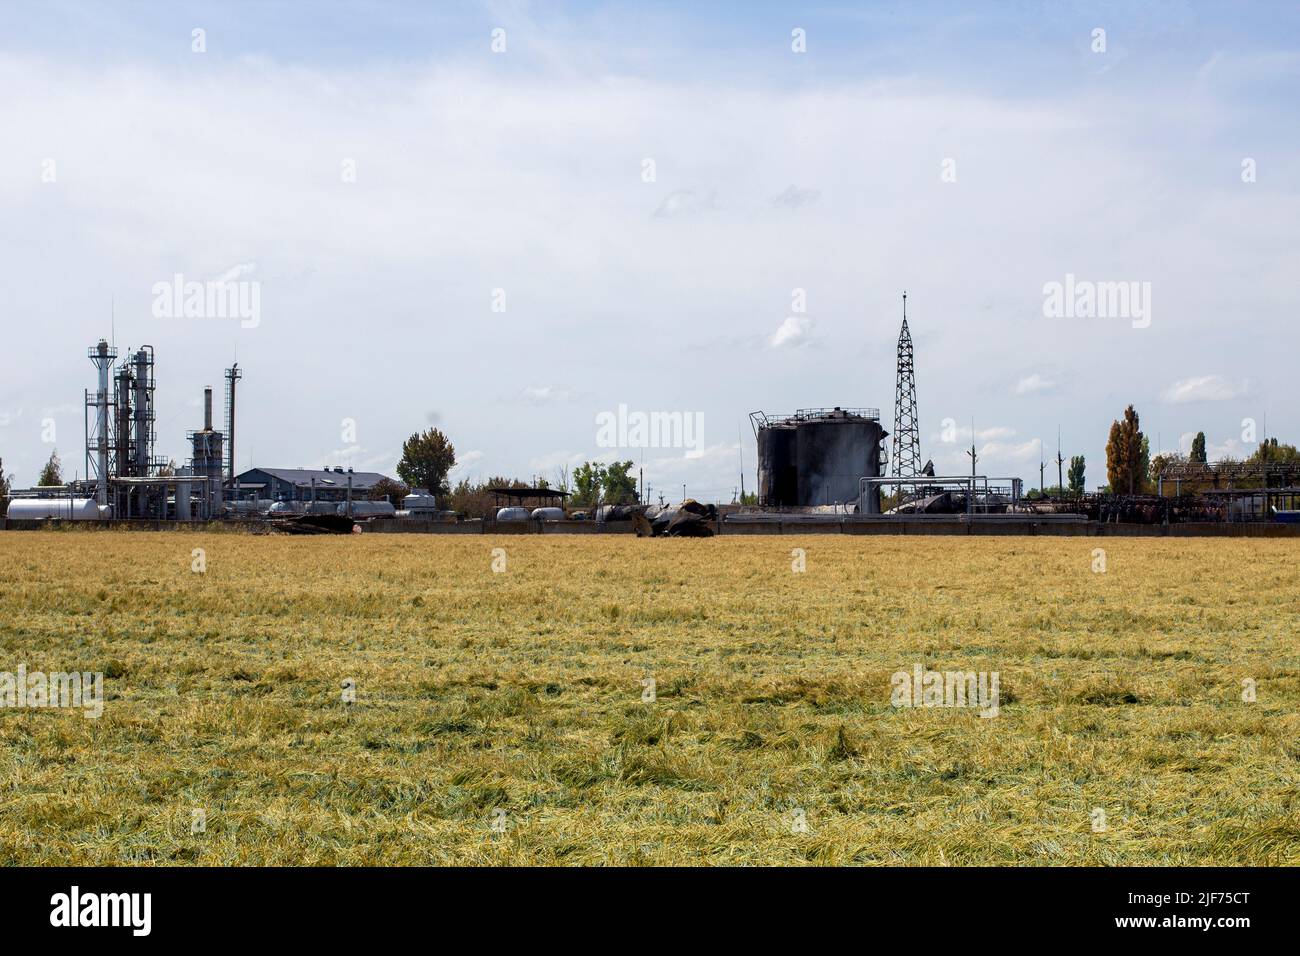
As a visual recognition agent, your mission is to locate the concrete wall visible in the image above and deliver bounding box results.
[367,519,636,535]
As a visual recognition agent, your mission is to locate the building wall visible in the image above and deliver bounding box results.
[232,470,369,503]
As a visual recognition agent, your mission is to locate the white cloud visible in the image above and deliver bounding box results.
[652,189,717,219]
[449,450,485,477]
[1206,437,1250,461]
[1160,375,1248,403]
[212,262,258,283]
[518,384,577,405]
[771,185,820,209]
[0,29,1295,494]
[1014,373,1057,396]
[769,315,814,348]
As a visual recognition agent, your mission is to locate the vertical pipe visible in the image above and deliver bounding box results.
[133,350,149,475]
[95,341,109,506]
[204,388,213,431]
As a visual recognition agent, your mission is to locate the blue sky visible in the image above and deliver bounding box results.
[2,1,1298,498]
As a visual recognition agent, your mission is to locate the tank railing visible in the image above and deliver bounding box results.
[859,475,1025,516]
[753,408,880,428]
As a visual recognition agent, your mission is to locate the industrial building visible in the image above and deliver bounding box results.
[229,467,395,507]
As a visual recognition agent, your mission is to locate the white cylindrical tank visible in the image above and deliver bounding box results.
[7,498,101,520]
[495,506,529,522]
[531,507,565,521]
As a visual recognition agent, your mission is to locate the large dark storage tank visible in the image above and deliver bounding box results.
[795,411,884,509]
[753,408,886,512]
[757,425,798,506]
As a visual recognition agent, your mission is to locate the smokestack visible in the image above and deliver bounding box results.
[204,387,213,431]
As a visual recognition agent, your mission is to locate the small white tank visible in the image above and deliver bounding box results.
[7,498,101,520]
[495,506,529,522]
[531,507,565,521]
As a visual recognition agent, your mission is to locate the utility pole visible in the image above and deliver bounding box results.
[965,438,978,516]
[1056,427,1064,499]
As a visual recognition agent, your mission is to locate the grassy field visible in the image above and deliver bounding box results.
[0,530,1297,866]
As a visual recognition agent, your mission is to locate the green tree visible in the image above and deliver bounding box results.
[369,476,410,505]
[1149,451,1187,490]
[37,449,62,486]
[1067,455,1086,495]
[1105,405,1144,494]
[1249,439,1298,466]
[0,456,10,516]
[1138,435,1150,492]
[1190,431,1207,464]
[447,475,528,518]
[570,462,604,509]
[396,428,456,495]
[602,461,639,505]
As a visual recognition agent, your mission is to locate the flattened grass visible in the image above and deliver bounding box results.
[0,532,1297,865]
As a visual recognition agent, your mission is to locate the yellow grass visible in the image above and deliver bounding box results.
[1,531,1297,865]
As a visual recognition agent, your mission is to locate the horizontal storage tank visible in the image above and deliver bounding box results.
[336,501,396,517]
[496,506,529,522]
[7,498,102,520]
[531,507,565,521]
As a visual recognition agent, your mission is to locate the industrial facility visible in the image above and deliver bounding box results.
[4,304,1299,535]
[6,338,404,524]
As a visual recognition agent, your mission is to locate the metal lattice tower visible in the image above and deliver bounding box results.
[891,292,921,478]
[224,364,242,481]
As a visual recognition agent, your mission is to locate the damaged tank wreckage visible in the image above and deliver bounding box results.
[633,500,719,537]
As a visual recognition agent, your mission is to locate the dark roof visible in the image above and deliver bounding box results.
[235,467,393,488]
[487,486,570,499]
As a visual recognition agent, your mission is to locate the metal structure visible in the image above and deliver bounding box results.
[84,339,118,506]
[859,475,1024,516]
[187,387,225,520]
[890,292,921,479]
[224,364,242,481]
[751,407,886,510]
[95,344,166,518]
